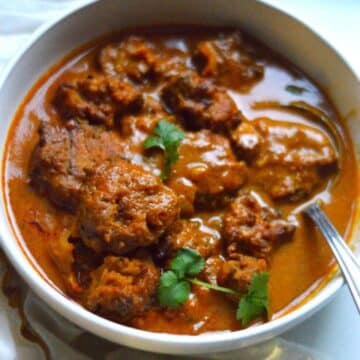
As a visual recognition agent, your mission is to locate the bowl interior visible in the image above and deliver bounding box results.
[0,0,359,354]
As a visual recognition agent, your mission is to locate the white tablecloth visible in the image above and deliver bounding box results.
[0,1,359,359]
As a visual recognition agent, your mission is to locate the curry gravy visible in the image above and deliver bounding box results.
[2,27,358,334]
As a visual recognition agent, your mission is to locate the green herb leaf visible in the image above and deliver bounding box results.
[189,278,240,296]
[285,84,307,95]
[157,270,191,308]
[143,136,165,150]
[159,270,178,287]
[248,271,269,305]
[237,297,265,326]
[143,119,184,180]
[236,272,269,326]
[170,248,205,279]
[156,249,270,326]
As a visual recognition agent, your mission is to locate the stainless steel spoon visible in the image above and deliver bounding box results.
[304,203,360,314]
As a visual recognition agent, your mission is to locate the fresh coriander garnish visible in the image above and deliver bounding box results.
[157,247,269,325]
[157,248,204,308]
[236,272,269,326]
[143,119,184,180]
[285,84,307,95]
[170,247,205,278]
[157,270,190,308]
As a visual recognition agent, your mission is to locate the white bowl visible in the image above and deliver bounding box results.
[0,0,359,355]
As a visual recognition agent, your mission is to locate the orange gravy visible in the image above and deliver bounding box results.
[2,27,358,335]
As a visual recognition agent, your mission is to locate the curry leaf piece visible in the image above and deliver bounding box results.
[157,270,191,308]
[285,84,307,95]
[236,271,269,326]
[170,248,205,278]
[143,119,184,180]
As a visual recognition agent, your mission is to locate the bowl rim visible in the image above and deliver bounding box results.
[0,0,358,353]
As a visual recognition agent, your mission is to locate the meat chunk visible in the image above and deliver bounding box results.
[119,97,179,175]
[193,32,264,91]
[200,253,266,294]
[232,118,338,200]
[253,166,322,201]
[201,255,225,285]
[53,74,143,127]
[154,52,190,80]
[83,256,159,323]
[222,193,295,260]
[30,122,125,211]
[98,36,158,82]
[161,73,240,132]
[70,238,104,292]
[78,159,179,254]
[218,253,267,293]
[98,36,189,83]
[167,130,247,214]
[47,222,86,294]
[48,229,73,271]
[120,96,167,140]
[233,118,337,166]
[47,219,104,296]
[231,121,263,158]
[165,177,197,216]
[157,219,221,260]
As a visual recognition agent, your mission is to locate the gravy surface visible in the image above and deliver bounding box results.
[3,27,358,334]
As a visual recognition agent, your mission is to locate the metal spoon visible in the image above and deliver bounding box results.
[304,202,360,314]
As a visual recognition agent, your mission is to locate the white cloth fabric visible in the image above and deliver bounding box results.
[0,0,89,74]
[0,1,358,359]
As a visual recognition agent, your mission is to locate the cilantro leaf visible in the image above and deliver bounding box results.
[236,272,269,326]
[156,249,270,326]
[154,120,184,145]
[156,248,205,308]
[170,248,205,278]
[159,270,178,287]
[143,119,184,180]
[143,136,164,150]
[248,271,269,305]
[157,270,190,308]
[285,84,307,95]
[237,297,265,326]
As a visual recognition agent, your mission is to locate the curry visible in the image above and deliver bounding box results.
[3,27,358,334]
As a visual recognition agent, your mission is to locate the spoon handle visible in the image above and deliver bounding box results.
[304,203,360,314]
